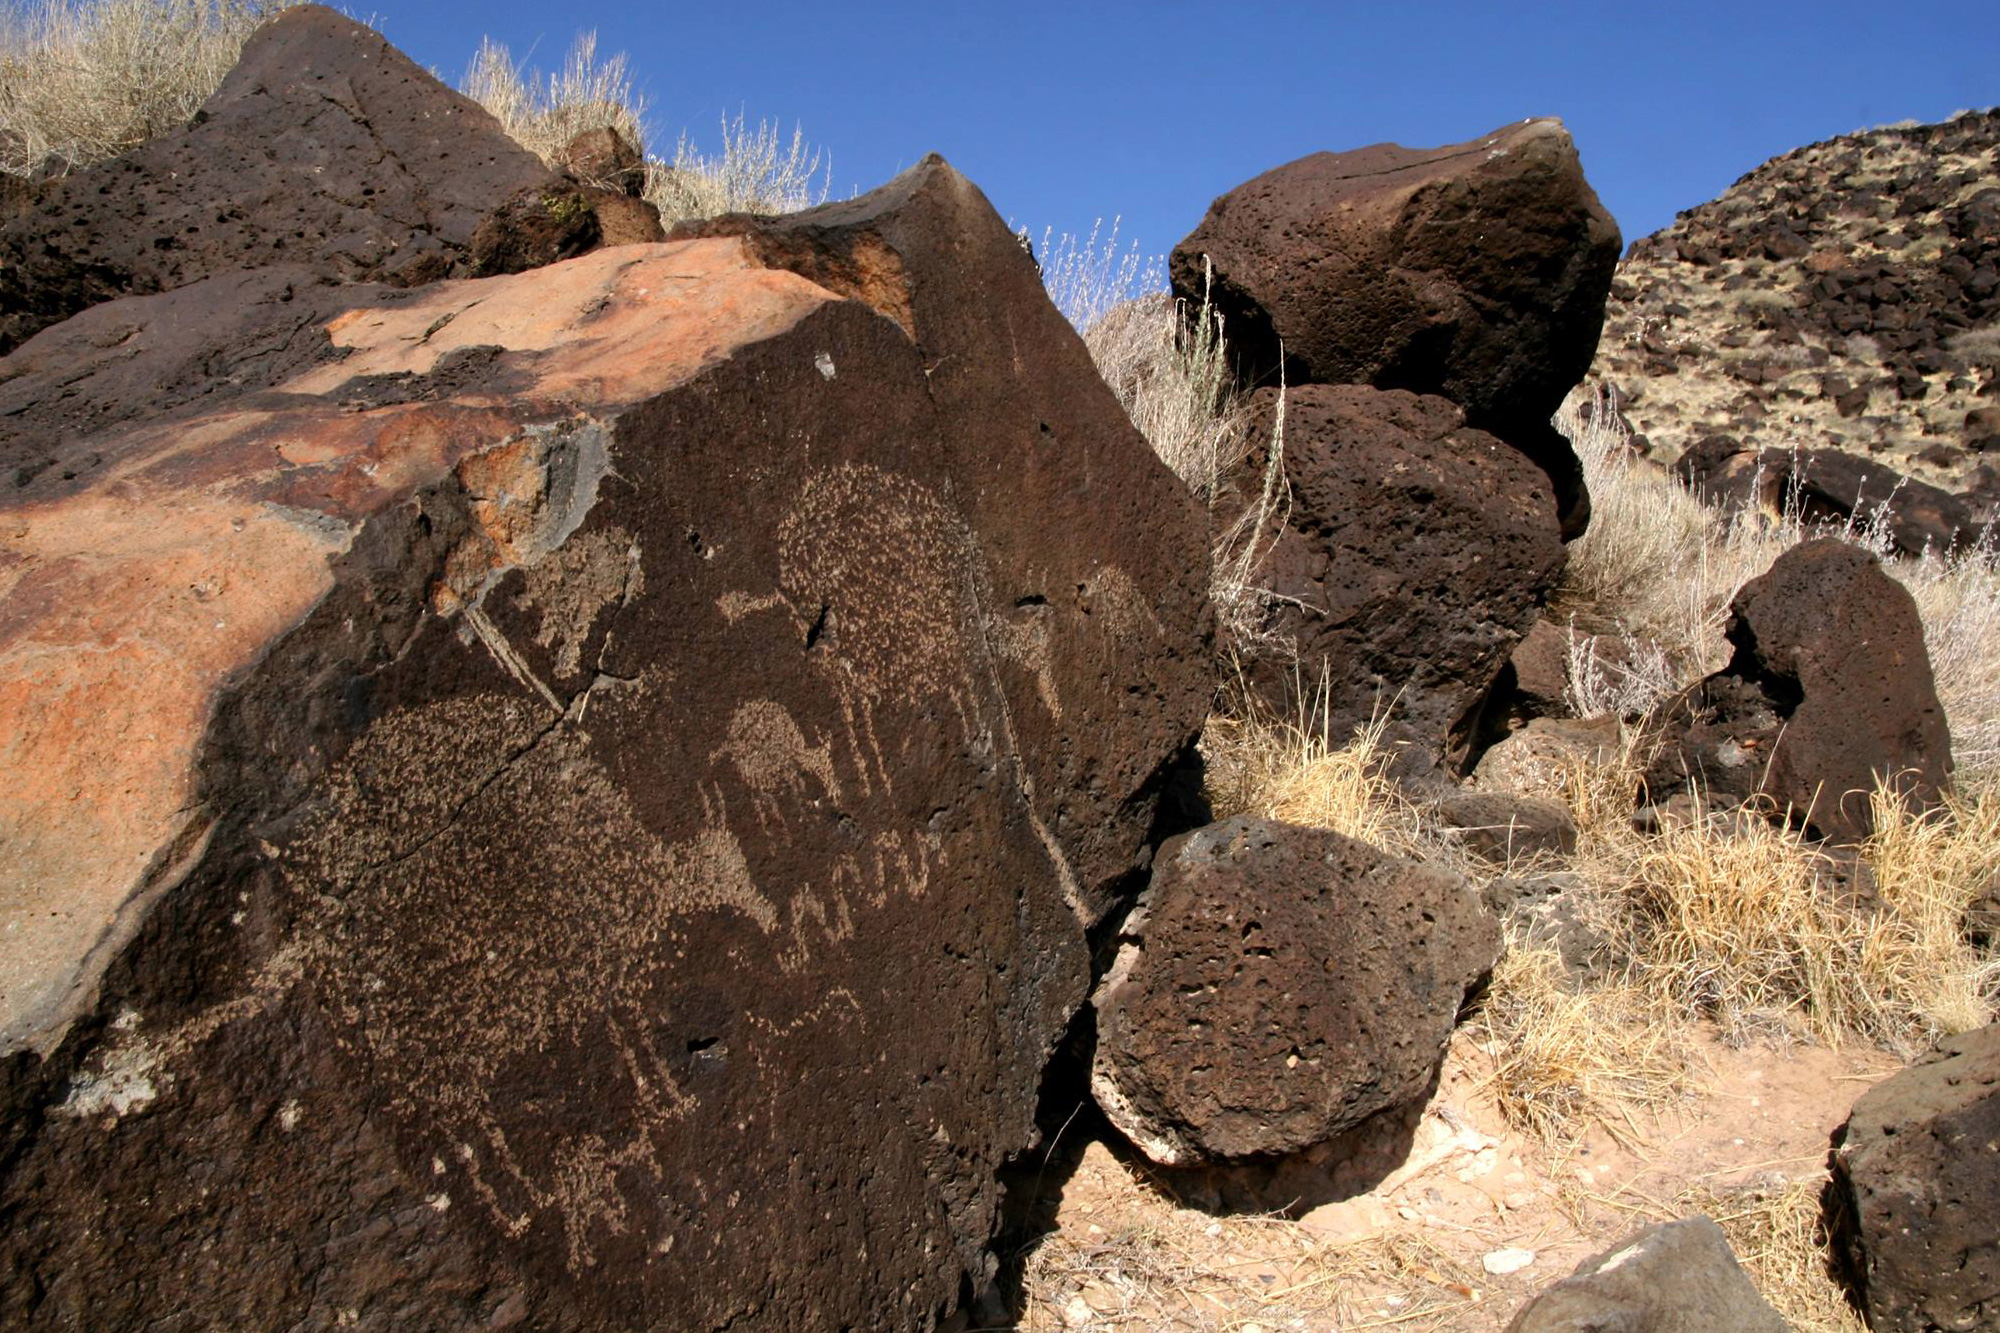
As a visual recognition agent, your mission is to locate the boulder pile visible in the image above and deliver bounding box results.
[1172,120,1620,761]
[0,10,1210,1329]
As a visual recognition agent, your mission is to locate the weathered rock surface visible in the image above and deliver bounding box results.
[1505,1216,1790,1332]
[1472,715,1621,798]
[1089,817,1498,1166]
[1437,790,1578,864]
[1830,1023,2000,1333]
[1677,436,1983,556]
[0,5,557,355]
[1641,538,1950,842]
[0,158,1209,1328]
[1172,118,1620,534]
[1587,109,2000,510]
[1221,384,1564,768]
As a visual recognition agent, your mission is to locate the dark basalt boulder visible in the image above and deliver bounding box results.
[1089,817,1498,1165]
[1677,436,1984,557]
[676,157,1214,921]
[0,157,1208,1329]
[1641,538,1950,843]
[0,5,556,354]
[1171,118,1621,537]
[1829,1023,2000,1333]
[1221,383,1565,770]
[1505,1217,1789,1332]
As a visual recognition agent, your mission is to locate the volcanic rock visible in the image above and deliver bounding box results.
[0,157,1208,1329]
[1437,790,1579,864]
[1641,538,1950,842]
[1505,1217,1789,1332]
[0,5,556,355]
[558,127,648,196]
[1171,118,1621,536]
[1220,384,1565,768]
[1677,437,1983,556]
[1829,1023,2000,1333]
[1471,715,1622,799]
[1587,108,2000,507]
[1089,817,1498,1166]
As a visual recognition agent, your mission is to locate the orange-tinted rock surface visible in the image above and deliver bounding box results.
[0,157,1210,1330]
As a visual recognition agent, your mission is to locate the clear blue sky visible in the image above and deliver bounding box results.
[369,2,1999,269]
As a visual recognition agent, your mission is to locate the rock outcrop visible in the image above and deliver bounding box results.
[0,150,1209,1332]
[1677,436,1984,556]
[1641,538,1950,842]
[1172,118,1621,536]
[1505,1217,1790,1332]
[1089,817,1498,1166]
[1588,109,2000,520]
[0,6,648,356]
[1223,384,1565,764]
[1829,1023,2000,1333]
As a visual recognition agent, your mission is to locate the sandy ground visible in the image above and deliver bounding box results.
[994,1030,1898,1331]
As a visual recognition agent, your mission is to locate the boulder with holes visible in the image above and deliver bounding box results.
[1088,817,1498,1166]
[1829,1023,2000,1333]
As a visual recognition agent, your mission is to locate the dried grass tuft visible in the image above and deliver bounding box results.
[461,32,647,170]
[0,0,282,177]
[643,112,828,226]
[1201,702,1428,858]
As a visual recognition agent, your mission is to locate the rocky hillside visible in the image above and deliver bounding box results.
[1586,108,2000,518]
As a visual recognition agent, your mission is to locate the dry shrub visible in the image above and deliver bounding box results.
[643,112,828,226]
[1476,943,1696,1151]
[0,0,281,177]
[461,32,646,169]
[1201,704,1427,858]
[1672,1181,1865,1333]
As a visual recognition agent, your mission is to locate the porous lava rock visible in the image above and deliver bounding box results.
[1221,384,1565,769]
[1641,538,1950,843]
[1677,436,1982,556]
[1829,1023,2000,1333]
[1471,715,1621,799]
[1436,790,1578,864]
[1171,118,1620,536]
[1588,109,2000,508]
[557,127,648,196]
[0,5,556,354]
[1089,817,1499,1166]
[0,159,1209,1329]
[1505,1217,1789,1332]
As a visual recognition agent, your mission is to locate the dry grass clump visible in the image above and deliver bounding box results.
[1201,705,1428,858]
[1475,943,1697,1151]
[1672,1181,1865,1333]
[643,112,829,226]
[0,0,281,177]
[461,33,647,169]
[1590,781,2000,1056]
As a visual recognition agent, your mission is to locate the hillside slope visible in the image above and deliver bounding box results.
[1585,108,2000,518]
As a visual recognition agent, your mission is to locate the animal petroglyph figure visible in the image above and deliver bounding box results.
[710,698,843,829]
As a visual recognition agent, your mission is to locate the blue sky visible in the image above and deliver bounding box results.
[371,2,1999,271]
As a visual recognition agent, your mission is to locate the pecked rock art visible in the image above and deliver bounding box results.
[1,152,1208,1330]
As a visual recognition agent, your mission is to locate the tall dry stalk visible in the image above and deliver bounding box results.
[461,32,646,168]
[644,112,828,225]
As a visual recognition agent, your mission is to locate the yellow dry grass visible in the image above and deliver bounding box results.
[460,32,647,172]
[1672,1181,1866,1333]
[0,0,281,177]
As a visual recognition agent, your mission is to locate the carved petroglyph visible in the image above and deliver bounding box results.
[711,699,843,829]
[989,605,1061,719]
[514,528,643,679]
